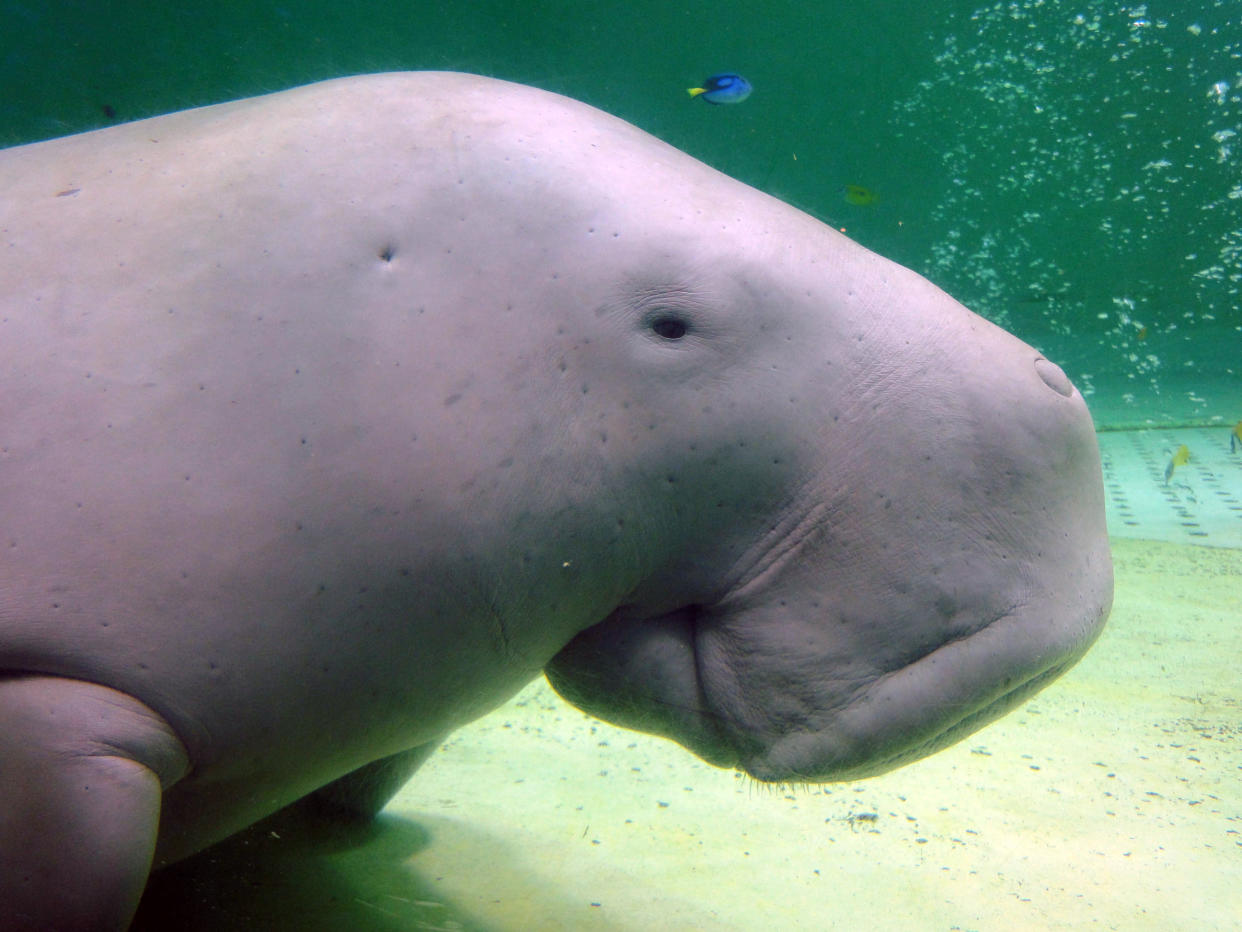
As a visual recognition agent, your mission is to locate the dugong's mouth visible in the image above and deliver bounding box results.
[688,596,1109,784]
[729,618,1088,783]
[546,595,1109,784]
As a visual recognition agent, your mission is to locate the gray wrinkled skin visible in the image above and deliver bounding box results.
[0,73,1111,930]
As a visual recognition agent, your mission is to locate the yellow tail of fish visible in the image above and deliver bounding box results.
[1164,444,1190,483]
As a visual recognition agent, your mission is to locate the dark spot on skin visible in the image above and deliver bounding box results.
[498,457,514,468]
[444,393,462,406]
[378,245,395,262]
[55,188,81,198]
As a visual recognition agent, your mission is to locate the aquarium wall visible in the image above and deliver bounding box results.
[1,0,1237,429]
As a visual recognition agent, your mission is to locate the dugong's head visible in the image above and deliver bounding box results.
[255,73,1110,784]
[417,75,1115,783]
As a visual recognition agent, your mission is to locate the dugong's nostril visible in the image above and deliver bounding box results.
[1034,358,1074,398]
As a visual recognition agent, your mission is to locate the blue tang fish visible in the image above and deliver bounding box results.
[687,73,752,104]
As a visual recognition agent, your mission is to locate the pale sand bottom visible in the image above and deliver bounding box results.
[135,538,1241,930]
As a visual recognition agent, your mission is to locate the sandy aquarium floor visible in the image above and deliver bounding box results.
[133,534,1241,932]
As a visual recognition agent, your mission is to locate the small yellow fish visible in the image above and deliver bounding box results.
[842,184,878,206]
[1164,444,1190,484]
[1231,420,1242,454]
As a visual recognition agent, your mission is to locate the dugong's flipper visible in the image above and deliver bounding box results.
[0,676,188,931]
[292,739,446,821]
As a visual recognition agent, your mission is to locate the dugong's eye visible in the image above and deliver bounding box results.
[650,315,689,340]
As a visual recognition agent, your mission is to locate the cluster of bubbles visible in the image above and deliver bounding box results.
[891,0,1239,421]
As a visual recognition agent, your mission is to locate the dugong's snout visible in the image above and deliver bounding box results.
[550,563,1111,784]
[549,318,1114,784]
[707,584,1113,784]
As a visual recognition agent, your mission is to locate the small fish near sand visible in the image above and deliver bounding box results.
[1164,444,1190,484]
[687,73,752,104]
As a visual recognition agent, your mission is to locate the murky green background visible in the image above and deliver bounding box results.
[2,0,1237,429]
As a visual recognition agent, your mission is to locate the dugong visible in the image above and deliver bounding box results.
[0,72,1112,930]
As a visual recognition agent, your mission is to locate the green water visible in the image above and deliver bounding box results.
[2,0,1236,428]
